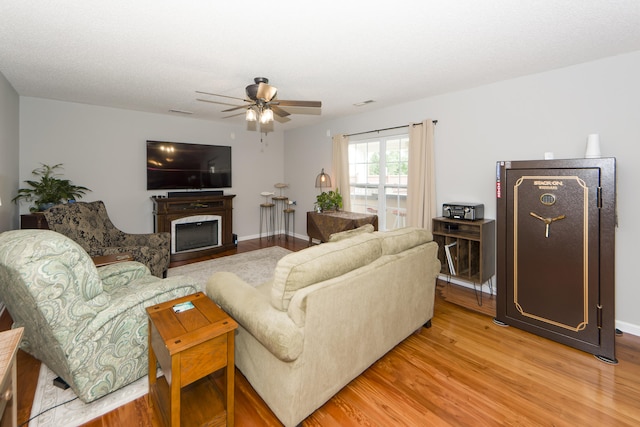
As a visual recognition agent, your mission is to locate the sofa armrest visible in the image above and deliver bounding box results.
[108,230,170,247]
[206,272,303,362]
[77,274,198,351]
[98,261,150,293]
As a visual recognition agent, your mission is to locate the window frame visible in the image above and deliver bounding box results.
[348,131,409,231]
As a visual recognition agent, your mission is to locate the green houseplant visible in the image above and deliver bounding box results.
[315,190,343,212]
[12,163,91,212]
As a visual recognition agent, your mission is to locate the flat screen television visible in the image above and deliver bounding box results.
[146,140,232,190]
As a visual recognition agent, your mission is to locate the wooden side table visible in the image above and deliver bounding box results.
[91,253,134,267]
[307,210,378,244]
[20,213,49,230]
[146,293,238,427]
[0,328,23,427]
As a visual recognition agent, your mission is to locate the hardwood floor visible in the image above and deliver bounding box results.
[7,235,640,426]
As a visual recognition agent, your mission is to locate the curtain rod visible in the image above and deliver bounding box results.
[345,120,438,138]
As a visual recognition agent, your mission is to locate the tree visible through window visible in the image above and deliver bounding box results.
[348,133,409,230]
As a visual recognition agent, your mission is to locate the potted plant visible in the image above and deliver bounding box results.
[12,163,91,212]
[315,190,343,212]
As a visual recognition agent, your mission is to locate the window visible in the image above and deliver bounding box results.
[348,133,409,230]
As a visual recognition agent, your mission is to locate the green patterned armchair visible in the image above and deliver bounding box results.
[44,201,170,277]
[0,229,198,403]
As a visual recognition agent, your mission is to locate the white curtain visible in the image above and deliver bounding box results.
[406,119,436,230]
[332,134,351,211]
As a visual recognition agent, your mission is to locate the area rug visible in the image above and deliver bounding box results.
[28,365,160,426]
[167,245,292,290]
[28,246,291,426]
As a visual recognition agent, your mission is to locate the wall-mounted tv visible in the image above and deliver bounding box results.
[146,140,232,190]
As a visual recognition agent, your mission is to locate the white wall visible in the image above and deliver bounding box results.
[0,71,20,232]
[284,50,640,335]
[19,98,285,239]
[15,51,640,334]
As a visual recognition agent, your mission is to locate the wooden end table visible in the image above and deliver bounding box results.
[0,328,23,427]
[91,253,134,267]
[19,213,49,230]
[146,293,238,427]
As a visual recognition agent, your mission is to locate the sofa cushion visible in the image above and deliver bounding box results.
[271,232,381,310]
[378,227,433,255]
[328,223,375,242]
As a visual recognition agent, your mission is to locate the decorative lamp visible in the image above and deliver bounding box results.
[260,107,274,124]
[246,108,257,122]
[315,168,332,189]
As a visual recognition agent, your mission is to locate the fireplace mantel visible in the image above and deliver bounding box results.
[151,194,235,262]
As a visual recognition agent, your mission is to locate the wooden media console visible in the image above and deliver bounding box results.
[152,194,235,263]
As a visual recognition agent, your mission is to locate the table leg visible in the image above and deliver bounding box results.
[148,321,157,409]
[226,331,235,427]
[171,356,181,426]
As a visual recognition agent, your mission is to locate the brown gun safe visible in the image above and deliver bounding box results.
[495,158,617,363]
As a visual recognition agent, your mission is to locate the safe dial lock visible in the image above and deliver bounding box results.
[529,212,566,238]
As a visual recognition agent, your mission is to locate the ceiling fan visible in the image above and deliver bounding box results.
[196,77,322,124]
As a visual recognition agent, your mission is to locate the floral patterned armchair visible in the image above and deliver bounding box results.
[44,200,170,277]
[0,229,198,403]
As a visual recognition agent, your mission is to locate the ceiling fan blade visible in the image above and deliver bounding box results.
[275,100,322,108]
[274,114,291,124]
[222,104,254,113]
[195,90,246,102]
[196,98,246,107]
[271,105,291,117]
[257,83,278,102]
[197,78,319,126]
[223,112,245,119]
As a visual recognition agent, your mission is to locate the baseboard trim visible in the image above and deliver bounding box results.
[441,275,640,337]
[615,320,640,337]
[437,274,495,295]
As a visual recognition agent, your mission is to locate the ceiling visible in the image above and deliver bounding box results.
[2,1,640,131]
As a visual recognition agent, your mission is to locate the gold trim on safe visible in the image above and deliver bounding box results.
[513,175,589,332]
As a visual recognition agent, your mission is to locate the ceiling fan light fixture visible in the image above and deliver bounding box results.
[245,108,257,122]
[260,107,274,124]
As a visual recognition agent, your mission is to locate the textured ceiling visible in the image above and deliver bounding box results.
[2,1,640,131]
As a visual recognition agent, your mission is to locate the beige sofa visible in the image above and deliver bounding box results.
[206,226,440,427]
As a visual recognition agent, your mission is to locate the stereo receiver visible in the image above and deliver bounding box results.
[442,203,484,220]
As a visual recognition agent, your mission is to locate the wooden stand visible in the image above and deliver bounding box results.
[147,293,237,427]
[151,195,235,263]
[432,217,495,285]
[432,217,496,312]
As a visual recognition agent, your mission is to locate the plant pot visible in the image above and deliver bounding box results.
[38,202,56,211]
